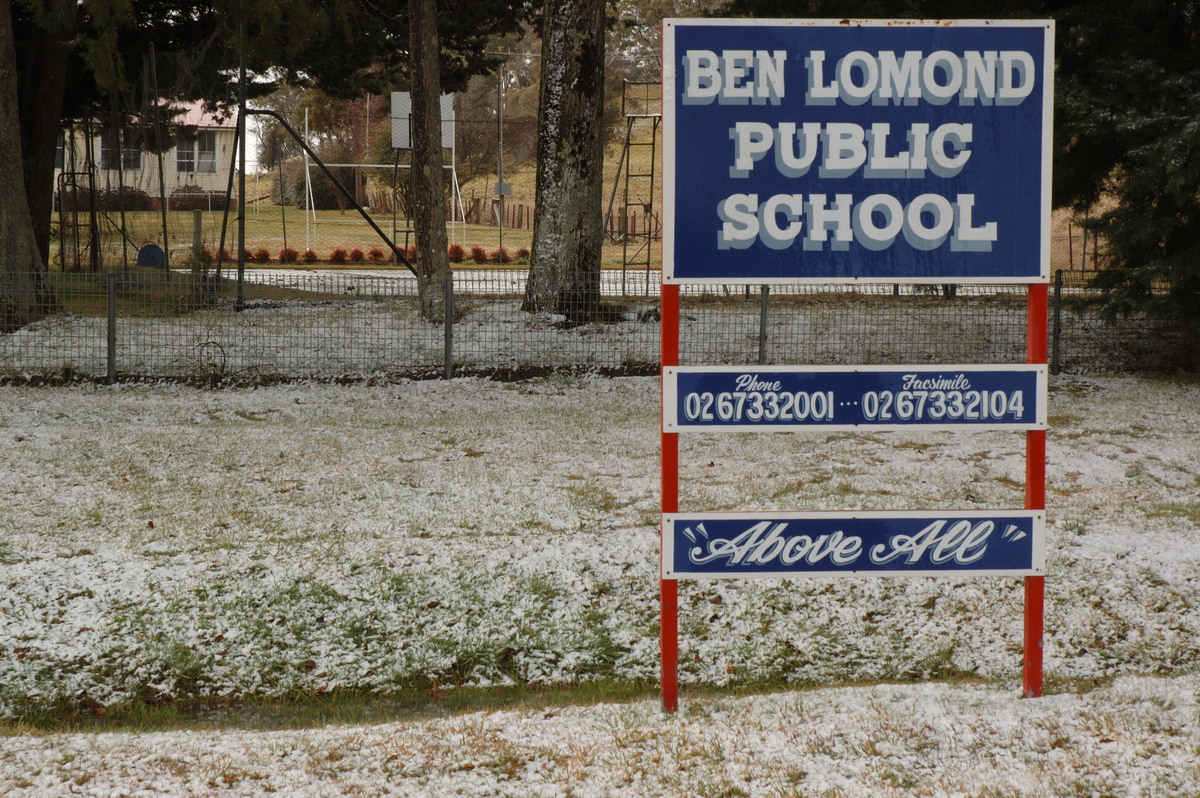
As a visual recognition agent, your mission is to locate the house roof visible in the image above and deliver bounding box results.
[175,100,237,129]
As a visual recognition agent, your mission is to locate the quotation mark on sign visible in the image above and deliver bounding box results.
[1002,524,1027,542]
[681,523,710,544]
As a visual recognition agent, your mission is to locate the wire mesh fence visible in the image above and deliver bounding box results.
[1051,269,1188,373]
[0,267,1184,383]
[29,32,1179,383]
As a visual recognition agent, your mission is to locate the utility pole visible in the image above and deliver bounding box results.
[236,12,246,309]
[497,66,504,256]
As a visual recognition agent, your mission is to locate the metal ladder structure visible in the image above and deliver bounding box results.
[56,170,102,273]
[605,80,661,296]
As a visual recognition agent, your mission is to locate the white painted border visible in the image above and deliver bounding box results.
[662,509,1046,579]
[660,18,1055,285]
[662,20,678,284]
[663,364,1048,432]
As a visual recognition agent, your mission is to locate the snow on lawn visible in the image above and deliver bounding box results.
[1,374,1199,795]
[3,676,1199,796]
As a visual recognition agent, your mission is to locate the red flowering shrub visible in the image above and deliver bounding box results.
[367,247,387,263]
[447,243,465,263]
[470,244,489,264]
[301,249,319,263]
[278,248,299,263]
[252,248,272,264]
[515,247,531,261]
[349,248,365,263]
[330,248,349,264]
[491,247,511,264]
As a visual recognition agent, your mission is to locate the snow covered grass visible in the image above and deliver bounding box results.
[1,373,1199,795]
[3,676,1200,796]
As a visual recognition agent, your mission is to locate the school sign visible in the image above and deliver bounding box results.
[658,18,1055,711]
[663,19,1054,283]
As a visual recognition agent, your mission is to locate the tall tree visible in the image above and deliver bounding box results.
[721,0,1200,356]
[15,0,234,270]
[407,0,450,320]
[1,0,56,330]
[14,0,73,291]
[3,0,533,331]
[6,0,241,330]
[1051,0,1200,350]
[522,0,607,324]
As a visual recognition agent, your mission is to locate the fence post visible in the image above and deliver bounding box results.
[106,272,117,384]
[757,285,770,364]
[443,267,454,380]
[192,209,203,269]
[1051,269,1063,375]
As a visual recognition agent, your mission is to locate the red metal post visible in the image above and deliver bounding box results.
[1024,283,1048,698]
[661,282,680,713]
[660,517,679,714]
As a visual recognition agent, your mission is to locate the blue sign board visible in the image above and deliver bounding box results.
[664,365,1046,431]
[664,510,1044,578]
[663,19,1054,283]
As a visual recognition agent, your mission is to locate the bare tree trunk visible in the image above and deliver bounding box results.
[18,12,69,271]
[522,0,606,325]
[407,0,450,322]
[1,0,57,332]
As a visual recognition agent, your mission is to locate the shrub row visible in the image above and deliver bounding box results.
[198,245,532,265]
[451,244,529,265]
[58,187,154,212]
[58,186,233,212]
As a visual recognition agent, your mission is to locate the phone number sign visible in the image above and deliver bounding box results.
[662,19,1054,283]
[664,510,1045,579]
[664,365,1046,431]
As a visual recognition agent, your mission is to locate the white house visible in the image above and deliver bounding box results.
[57,101,238,211]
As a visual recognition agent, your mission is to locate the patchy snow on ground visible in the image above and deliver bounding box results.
[4,675,1199,797]
[1,292,1033,379]
[1,373,1199,795]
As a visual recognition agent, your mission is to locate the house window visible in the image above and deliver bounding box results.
[99,128,141,171]
[176,134,195,173]
[177,130,218,174]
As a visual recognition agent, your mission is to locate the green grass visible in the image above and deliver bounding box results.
[1146,500,1200,523]
[47,267,348,317]
[56,208,655,268]
[56,199,654,274]
[0,670,1022,737]
[58,123,664,273]
[0,679,661,735]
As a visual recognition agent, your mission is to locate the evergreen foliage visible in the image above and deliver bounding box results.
[3,0,536,326]
[1052,1,1200,350]
[720,0,1200,358]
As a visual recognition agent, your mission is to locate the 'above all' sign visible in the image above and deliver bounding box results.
[663,511,1045,579]
[662,19,1054,284]
[663,365,1046,431]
